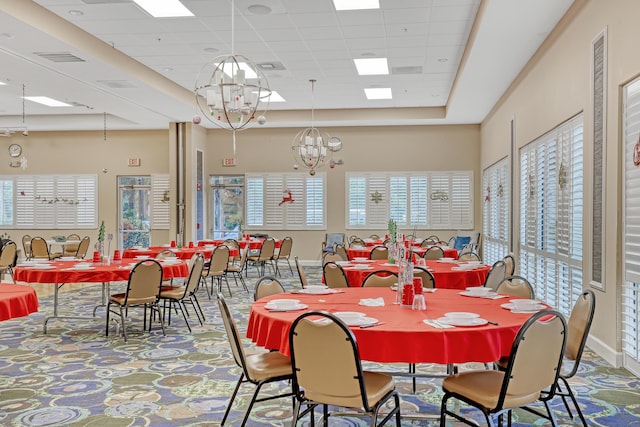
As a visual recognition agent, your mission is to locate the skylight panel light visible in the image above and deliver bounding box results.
[132,0,194,18]
[364,88,392,100]
[333,0,380,11]
[265,91,285,102]
[24,96,72,107]
[354,58,389,75]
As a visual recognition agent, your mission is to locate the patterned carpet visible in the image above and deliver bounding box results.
[0,265,639,426]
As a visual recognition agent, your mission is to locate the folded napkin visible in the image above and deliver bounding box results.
[359,297,385,307]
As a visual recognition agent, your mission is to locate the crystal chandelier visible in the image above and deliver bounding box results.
[291,80,342,176]
[193,0,271,153]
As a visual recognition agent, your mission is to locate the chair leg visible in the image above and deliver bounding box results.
[221,373,245,426]
[559,377,588,427]
[120,306,128,342]
[190,294,206,324]
[291,399,302,427]
[105,301,111,336]
[177,300,192,333]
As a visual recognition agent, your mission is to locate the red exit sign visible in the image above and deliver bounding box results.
[128,158,141,167]
[222,157,236,167]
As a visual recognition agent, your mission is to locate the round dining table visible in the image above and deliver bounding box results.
[346,245,458,260]
[329,259,490,289]
[247,287,538,364]
[122,245,220,260]
[0,283,39,321]
[13,258,189,332]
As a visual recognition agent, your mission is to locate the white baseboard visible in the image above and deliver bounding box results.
[586,335,623,368]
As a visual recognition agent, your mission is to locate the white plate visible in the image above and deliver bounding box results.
[135,255,151,260]
[72,266,95,270]
[265,303,308,311]
[438,259,458,264]
[298,287,338,295]
[334,311,365,318]
[31,265,55,270]
[459,291,498,298]
[437,316,488,327]
[354,265,371,270]
[343,317,378,327]
[501,303,546,311]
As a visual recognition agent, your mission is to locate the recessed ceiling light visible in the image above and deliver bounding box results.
[163,67,174,72]
[0,82,6,86]
[333,0,379,11]
[437,58,448,63]
[247,4,272,15]
[353,58,388,75]
[364,88,392,100]
[204,47,219,53]
[24,96,72,107]
[132,0,194,18]
[68,10,84,16]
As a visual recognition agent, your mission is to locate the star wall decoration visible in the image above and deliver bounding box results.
[371,191,382,203]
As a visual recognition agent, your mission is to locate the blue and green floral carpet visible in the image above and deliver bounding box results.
[1,267,639,426]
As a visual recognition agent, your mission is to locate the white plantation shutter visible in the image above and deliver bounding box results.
[519,114,583,315]
[410,176,428,226]
[246,177,263,226]
[245,172,326,230]
[482,158,509,266]
[346,171,473,229]
[151,174,170,229]
[3,174,97,229]
[0,179,12,226]
[622,77,640,368]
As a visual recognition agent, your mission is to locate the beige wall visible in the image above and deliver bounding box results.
[0,129,171,249]
[203,124,481,260]
[480,0,640,366]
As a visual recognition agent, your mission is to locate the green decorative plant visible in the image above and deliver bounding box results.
[387,219,397,243]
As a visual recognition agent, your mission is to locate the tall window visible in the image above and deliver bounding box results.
[519,114,583,316]
[245,172,326,230]
[0,174,97,229]
[622,77,640,376]
[345,171,473,230]
[482,158,509,265]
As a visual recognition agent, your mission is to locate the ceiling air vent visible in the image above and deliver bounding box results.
[257,62,286,71]
[33,52,86,63]
[97,80,137,89]
[391,66,423,75]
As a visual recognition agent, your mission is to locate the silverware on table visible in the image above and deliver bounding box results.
[360,322,385,329]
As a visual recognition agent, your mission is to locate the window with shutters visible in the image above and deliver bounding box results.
[0,174,98,229]
[345,171,473,229]
[622,77,640,375]
[519,114,583,317]
[151,174,170,229]
[482,157,509,266]
[245,172,326,230]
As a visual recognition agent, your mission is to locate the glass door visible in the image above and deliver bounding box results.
[209,176,244,240]
[118,176,151,249]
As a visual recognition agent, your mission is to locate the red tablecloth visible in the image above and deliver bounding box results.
[247,288,536,364]
[122,246,219,260]
[198,239,281,250]
[13,258,189,284]
[347,246,458,260]
[327,260,489,289]
[0,283,39,321]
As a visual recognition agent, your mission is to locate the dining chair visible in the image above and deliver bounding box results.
[361,270,398,288]
[30,237,57,260]
[458,244,474,257]
[105,259,165,342]
[426,234,440,243]
[333,244,349,261]
[369,233,380,239]
[294,256,309,288]
[495,275,535,299]
[21,234,32,260]
[223,238,241,264]
[349,237,366,247]
[369,245,388,260]
[273,236,293,276]
[289,311,401,426]
[503,253,516,276]
[225,247,248,293]
[423,246,444,260]
[63,234,81,257]
[202,244,230,298]
[533,290,596,427]
[0,240,17,283]
[420,238,437,247]
[413,266,436,288]
[247,238,276,277]
[440,309,568,427]
[217,293,294,427]
[483,260,507,291]
[75,236,91,259]
[458,251,481,262]
[159,253,205,333]
[322,232,345,254]
[253,275,286,301]
[322,251,343,265]
[322,261,349,288]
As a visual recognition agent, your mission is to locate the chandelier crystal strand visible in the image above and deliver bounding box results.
[193,0,270,131]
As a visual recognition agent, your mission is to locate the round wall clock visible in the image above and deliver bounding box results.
[8,143,22,157]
